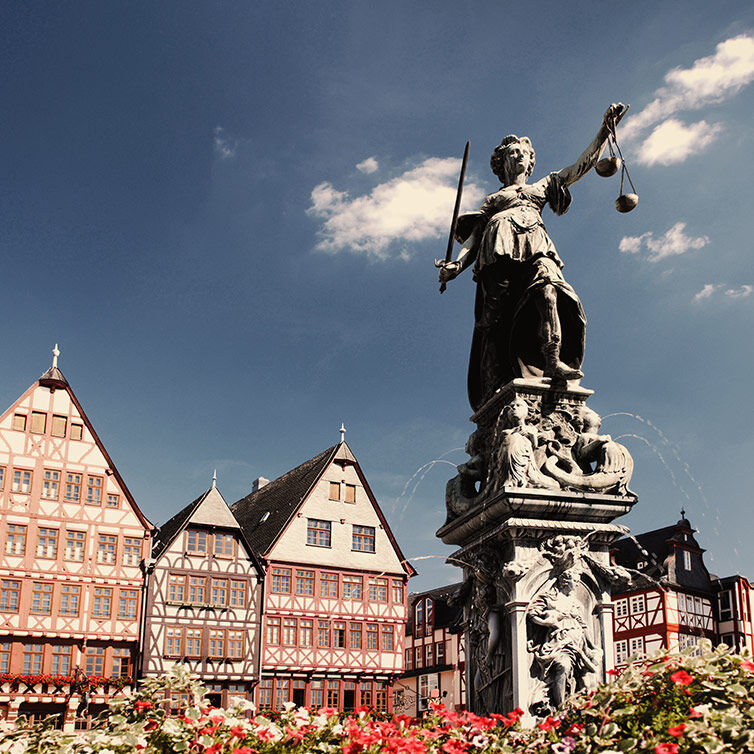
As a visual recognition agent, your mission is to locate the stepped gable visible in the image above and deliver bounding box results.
[232,445,338,557]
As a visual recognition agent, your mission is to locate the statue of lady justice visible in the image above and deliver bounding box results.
[438,104,628,411]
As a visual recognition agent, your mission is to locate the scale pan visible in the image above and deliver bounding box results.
[615,193,639,213]
[595,156,621,177]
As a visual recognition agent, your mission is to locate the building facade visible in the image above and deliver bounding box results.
[232,440,414,713]
[714,575,754,654]
[395,584,465,716]
[0,354,152,728]
[140,482,263,709]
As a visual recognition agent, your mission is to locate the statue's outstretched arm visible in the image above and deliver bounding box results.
[557,103,628,188]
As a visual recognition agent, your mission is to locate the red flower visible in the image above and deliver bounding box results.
[440,741,470,754]
[205,745,222,754]
[134,701,152,712]
[537,716,559,732]
[741,659,754,672]
[144,720,158,731]
[565,723,583,735]
[230,726,247,738]
[232,748,258,754]
[668,724,686,737]
[606,668,621,677]
[669,670,693,686]
[688,706,703,719]
[509,707,524,721]
[654,744,679,754]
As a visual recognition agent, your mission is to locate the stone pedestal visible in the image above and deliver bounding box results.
[437,379,637,721]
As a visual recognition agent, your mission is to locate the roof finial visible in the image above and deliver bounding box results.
[212,469,217,489]
[52,343,60,369]
[339,423,346,443]
[680,507,686,519]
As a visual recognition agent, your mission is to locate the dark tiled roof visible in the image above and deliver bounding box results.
[151,490,208,560]
[232,445,338,557]
[407,582,464,634]
[38,366,69,387]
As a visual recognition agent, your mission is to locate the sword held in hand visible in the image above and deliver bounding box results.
[436,140,470,293]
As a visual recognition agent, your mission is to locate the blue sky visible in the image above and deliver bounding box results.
[1,2,753,592]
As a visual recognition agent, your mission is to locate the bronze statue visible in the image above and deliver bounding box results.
[438,104,628,410]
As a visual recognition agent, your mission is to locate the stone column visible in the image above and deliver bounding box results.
[507,600,531,723]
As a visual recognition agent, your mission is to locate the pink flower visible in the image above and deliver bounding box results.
[231,726,247,738]
[741,659,754,672]
[669,670,693,686]
[654,744,679,754]
[688,706,703,719]
[668,724,686,737]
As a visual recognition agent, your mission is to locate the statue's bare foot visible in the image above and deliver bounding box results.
[545,361,584,382]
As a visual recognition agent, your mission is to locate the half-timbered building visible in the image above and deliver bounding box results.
[0,349,152,729]
[395,584,465,716]
[611,514,716,666]
[713,574,754,654]
[232,438,414,713]
[141,479,263,709]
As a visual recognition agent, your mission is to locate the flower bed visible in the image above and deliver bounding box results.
[1,642,753,753]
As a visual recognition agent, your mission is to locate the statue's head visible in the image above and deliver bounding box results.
[490,135,536,183]
[503,397,529,426]
[558,569,580,594]
[578,406,602,433]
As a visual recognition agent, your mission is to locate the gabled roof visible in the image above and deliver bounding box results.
[152,485,263,576]
[232,445,338,557]
[407,582,464,635]
[232,441,416,576]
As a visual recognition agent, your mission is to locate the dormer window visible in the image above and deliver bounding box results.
[186,529,208,554]
[682,550,692,571]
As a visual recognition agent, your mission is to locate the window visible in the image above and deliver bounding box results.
[630,594,645,614]
[258,679,273,710]
[375,683,388,713]
[97,534,116,564]
[436,641,445,665]
[329,482,341,500]
[415,600,424,635]
[123,537,142,566]
[211,578,228,605]
[271,568,291,594]
[320,572,338,598]
[51,415,67,438]
[326,680,340,708]
[31,582,53,614]
[5,524,27,555]
[366,623,378,650]
[118,589,138,619]
[59,584,81,615]
[0,580,21,612]
[86,476,103,505]
[381,625,394,651]
[34,528,58,559]
[344,484,356,503]
[283,618,297,646]
[683,550,692,570]
[52,645,72,675]
[23,643,44,674]
[405,648,413,670]
[70,423,83,441]
[106,494,120,509]
[629,636,645,659]
[65,473,81,502]
[343,575,363,600]
[369,578,388,602]
[188,576,205,603]
[317,620,330,647]
[719,590,733,622]
[614,598,628,618]
[352,525,375,553]
[65,531,85,561]
[186,530,208,554]
[42,470,60,499]
[112,647,132,676]
[310,680,323,709]
[360,682,373,707]
[333,621,346,648]
[0,467,4,490]
[0,643,10,673]
[85,646,105,675]
[30,411,47,434]
[165,627,183,656]
[228,631,244,658]
[392,580,404,605]
[296,570,314,596]
[229,580,246,608]
[12,414,26,431]
[185,629,202,657]
[92,587,113,618]
[350,623,362,649]
[208,630,225,657]
[425,641,434,666]
[300,619,313,647]
[415,646,424,668]
[11,469,32,494]
[307,519,331,547]
[214,532,235,557]
[267,617,281,645]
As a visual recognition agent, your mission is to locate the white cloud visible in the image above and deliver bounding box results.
[619,222,709,263]
[213,126,237,160]
[356,157,379,174]
[693,283,752,301]
[694,283,721,301]
[308,157,484,260]
[622,34,754,142]
[725,284,753,299]
[636,118,723,166]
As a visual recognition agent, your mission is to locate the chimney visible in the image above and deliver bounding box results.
[252,476,269,493]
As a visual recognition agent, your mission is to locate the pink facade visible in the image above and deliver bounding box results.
[0,359,151,729]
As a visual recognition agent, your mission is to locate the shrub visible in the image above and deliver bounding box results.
[1,642,753,753]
